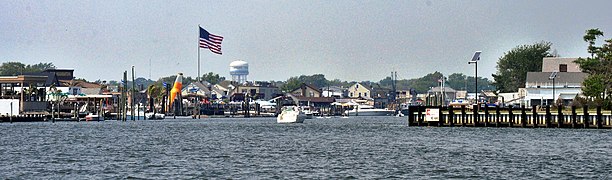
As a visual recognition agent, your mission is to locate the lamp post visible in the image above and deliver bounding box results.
[549,72,558,106]
[468,51,481,105]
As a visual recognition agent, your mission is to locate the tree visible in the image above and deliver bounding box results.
[281,77,302,92]
[574,28,612,106]
[0,62,55,76]
[492,42,552,92]
[201,72,225,84]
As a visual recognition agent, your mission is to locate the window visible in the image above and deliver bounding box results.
[350,92,354,97]
[356,84,359,88]
[559,64,567,72]
[365,93,368,97]
[358,93,362,97]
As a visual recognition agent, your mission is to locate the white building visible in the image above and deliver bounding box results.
[523,57,587,106]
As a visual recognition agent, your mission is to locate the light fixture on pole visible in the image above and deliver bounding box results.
[549,71,558,106]
[468,51,481,105]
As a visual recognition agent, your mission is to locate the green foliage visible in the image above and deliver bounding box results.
[574,28,612,109]
[492,41,552,92]
[200,72,225,85]
[281,77,302,92]
[581,74,605,98]
[0,62,56,76]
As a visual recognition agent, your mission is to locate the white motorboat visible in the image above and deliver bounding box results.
[345,105,394,116]
[277,106,306,123]
[301,106,316,119]
[84,113,104,121]
[145,112,165,120]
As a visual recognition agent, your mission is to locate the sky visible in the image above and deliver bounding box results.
[2,0,612,82]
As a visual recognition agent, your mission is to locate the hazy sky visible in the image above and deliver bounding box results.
[2,0,612,82]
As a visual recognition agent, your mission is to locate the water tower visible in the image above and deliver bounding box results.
[230,60,248,84]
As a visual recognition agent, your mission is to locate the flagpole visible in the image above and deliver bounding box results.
[197,25,201,83]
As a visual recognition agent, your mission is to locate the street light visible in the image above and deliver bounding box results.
[468,51,481,105]
[549,72,558,106]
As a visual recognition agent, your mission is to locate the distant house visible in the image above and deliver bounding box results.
[322,86,347,98]
[347,82,372,99]
[230,81,281,101]
[427,86,457,105]
[524,72,587,106]
[541,57,581,73]
[523,57,587,106]
[181,82,212,98]
[290,83,322,97]
[211,80,236,100]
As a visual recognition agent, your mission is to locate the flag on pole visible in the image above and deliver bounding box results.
[199,26,223,55]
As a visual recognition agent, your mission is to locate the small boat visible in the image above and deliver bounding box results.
[84,113,104,121]
[277,106,306,123]
[145,112,165,120]
[345,105,394,116]
[301,106,316,119]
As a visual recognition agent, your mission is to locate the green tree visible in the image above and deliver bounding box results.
[297,74,328,88]
[574,28,612,105]
[200,72,225,84]
[281,77,302,92]
[492,42,552,92]
[0,62,55,75]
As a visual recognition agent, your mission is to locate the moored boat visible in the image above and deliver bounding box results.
[277,106,306,123]
[345,105,394,116]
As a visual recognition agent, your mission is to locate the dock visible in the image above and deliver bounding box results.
[407,105,612,129]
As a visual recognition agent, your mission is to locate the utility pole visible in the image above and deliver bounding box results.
[131,65,135,121]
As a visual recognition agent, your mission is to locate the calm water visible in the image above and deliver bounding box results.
[1,116,611,179]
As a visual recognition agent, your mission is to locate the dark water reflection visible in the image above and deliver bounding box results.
[1,117,611,179]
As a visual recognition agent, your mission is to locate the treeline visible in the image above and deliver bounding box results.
[279,72,494,94]
[0,62,56,76]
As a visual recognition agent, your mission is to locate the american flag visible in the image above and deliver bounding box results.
[199,26,223,55]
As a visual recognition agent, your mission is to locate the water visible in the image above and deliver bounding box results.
[1,116,611,179]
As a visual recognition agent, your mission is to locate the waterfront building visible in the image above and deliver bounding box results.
[523,57,587,106]
[347,82,372,99]
[290,83,322,97]
[321,86,347,98]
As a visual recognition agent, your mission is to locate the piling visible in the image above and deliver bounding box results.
[571,106,577,128]
[495,105,501,127]
[557,106,563,128]
[484,106,490,127]
[521,105,527,128]
[448,106,454,127]
[583,106,589,128]
[508,105,514,127]
[472,105,478,127]
[532,105,538,128]
[545,105,551,128]
[597,106,603,129]
[461,105,466,127]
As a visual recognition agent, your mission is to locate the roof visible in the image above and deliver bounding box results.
[291,83,322,93]
[292,96,335,103]
[428,86,457,93]
[216,80,236,89]
[59,80,102,88]
[526,72,587,85]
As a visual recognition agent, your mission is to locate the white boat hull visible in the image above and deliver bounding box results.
[346,109,394,116]
[277,106,306,123]
[145,113,165,120]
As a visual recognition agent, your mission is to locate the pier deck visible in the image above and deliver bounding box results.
[407,105,612,129]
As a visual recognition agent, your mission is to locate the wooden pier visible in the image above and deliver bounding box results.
[407,105,612,129]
